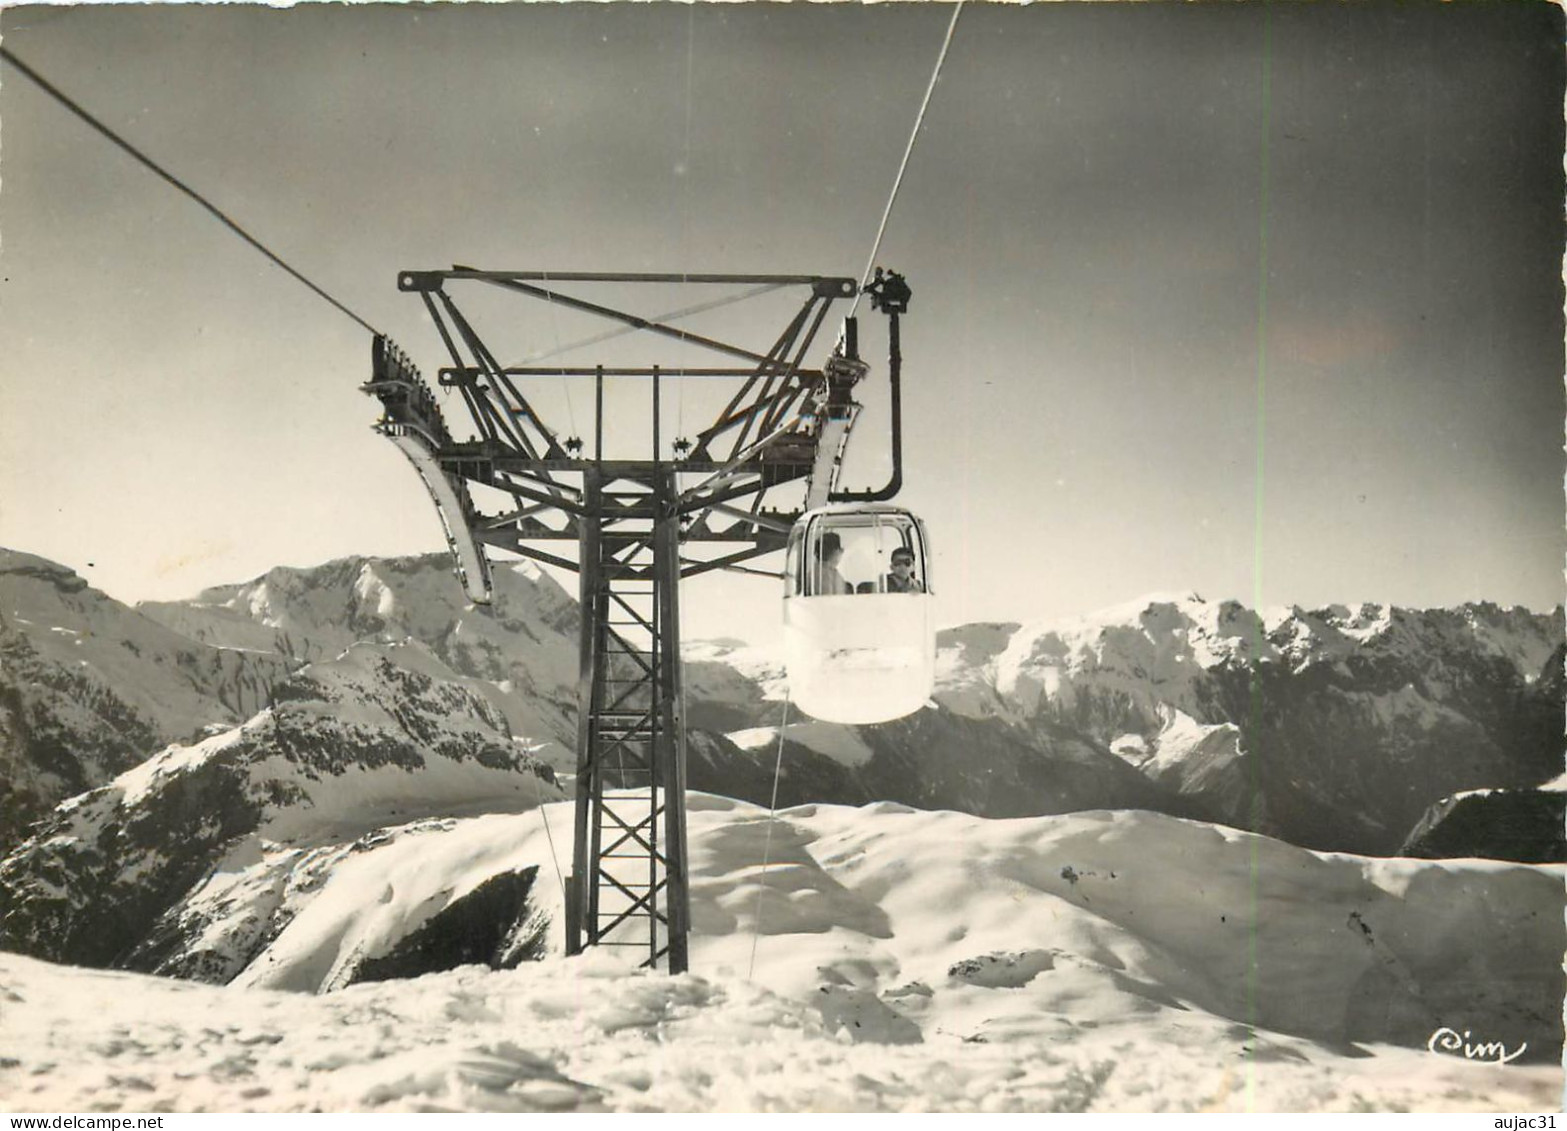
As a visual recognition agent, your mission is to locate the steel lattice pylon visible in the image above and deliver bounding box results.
[364,270,908,972]
[567,466,689,969]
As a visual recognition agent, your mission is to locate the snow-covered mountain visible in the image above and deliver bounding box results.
[138,553,581,770]
[0,551,581,842]
[2,797,1561,1112]
[0,550,296,851]
[12,553,1212,838]
[0,644,563,975]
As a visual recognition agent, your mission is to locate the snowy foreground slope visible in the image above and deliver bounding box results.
[3,797,1560,1113]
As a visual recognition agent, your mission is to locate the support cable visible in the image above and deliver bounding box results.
[528,751,570,906]
[0,46,381,338]
[517,283,786,366]
[745,694,792,981]
[847,2,963,320]
[541,270,580,440]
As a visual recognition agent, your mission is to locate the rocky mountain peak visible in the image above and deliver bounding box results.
[0,549,91,595]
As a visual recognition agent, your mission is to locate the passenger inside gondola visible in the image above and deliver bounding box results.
[805,523,928,596]
[813,532,851,595]
[885,547,924,593]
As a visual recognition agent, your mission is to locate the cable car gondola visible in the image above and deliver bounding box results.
[783,503,935,725]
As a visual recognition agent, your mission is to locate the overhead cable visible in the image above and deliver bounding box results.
[0,46,382,338]
[849,2,964,319]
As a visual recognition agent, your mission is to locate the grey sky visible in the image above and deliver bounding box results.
[1,1,1561,643]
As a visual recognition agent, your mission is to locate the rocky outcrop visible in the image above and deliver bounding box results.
[1400,787,1566,864]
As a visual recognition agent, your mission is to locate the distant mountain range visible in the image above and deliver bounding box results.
[0,546,1560,978]
[688,590,1563,857]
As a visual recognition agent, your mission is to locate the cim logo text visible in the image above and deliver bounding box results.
[1427,1026,1528,1065]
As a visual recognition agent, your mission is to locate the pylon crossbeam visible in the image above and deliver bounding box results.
[603,684,653,715]
[607,593,656,633]
[589,735,653,767]
[595,886,669,936]
[600,821,664,861]
[595,811,659,857]
[597,701,656,735]
[597,905,666,941]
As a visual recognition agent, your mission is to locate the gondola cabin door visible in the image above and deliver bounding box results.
[782,505,935,724]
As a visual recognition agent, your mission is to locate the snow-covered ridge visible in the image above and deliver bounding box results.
[1008,592,1556,681]
[919,591,1562,853]
[0,548,586,852]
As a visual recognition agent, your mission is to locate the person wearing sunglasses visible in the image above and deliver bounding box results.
[884,548,925,593]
